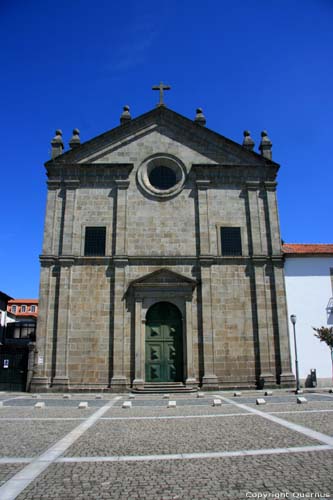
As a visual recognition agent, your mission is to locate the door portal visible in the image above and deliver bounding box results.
[145,302,183,383]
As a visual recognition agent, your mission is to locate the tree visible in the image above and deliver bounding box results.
[313,326,333,385]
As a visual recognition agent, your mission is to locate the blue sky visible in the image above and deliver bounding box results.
[1,0,332,298]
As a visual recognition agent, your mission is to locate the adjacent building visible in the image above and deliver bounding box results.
[283,244,333,386]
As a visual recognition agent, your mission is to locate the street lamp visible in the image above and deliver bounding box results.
[290,314,300,393]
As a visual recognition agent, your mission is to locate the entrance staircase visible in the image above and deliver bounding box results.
[131,382,197,394]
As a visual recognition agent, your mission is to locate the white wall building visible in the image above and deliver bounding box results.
[284,244,333,387]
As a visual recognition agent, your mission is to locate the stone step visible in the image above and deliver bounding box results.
[131,384,197,394]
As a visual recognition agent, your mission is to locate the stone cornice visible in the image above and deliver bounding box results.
[58,256,75,267]
[191,164,277,185]
[39,255,57,266]
[45,163,134,182]
[115,179,130,189]
[46,179,61,189]
[264,181,278,191]
[63,179,80,189]
[195,180,211,190]
[246,181,261,191]
[38,254,284,266]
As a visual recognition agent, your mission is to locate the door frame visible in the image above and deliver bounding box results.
[129,268,198,389]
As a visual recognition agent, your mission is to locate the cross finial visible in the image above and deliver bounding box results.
[152,81,171,107]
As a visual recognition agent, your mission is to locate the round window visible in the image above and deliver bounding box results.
[148,166,177,190]
[137,154,187,199]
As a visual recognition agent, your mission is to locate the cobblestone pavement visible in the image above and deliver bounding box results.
[15,451,333,500]
[0,390,332,499]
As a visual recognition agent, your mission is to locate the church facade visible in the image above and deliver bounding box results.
[31,100,295,392]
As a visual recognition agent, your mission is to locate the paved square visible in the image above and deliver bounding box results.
[0,391,332,499]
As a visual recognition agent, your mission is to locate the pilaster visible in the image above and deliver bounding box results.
[196,180,211,256]
[252,258,275,386]
[200,260,218,389]
[43,181,60,255]
[52,257,74,390]
[110,258,128,391]
[265,182,282,256]
[133,299,145,389]
[115,179,129,256]
[185,297,197,386]
[272,258,295,386]
[62,180,79,255]
[246,181,264,256]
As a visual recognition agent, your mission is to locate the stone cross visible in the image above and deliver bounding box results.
[152,81,171,106]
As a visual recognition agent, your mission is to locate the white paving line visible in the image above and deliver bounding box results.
[271,409,333,415]
[0,396,122,500]
[0,418,85,421]
[0,396,29,404]
[219,396,333,447]
[1,444,332,466]
[58,444,333,463]
[0,408,332,423]
[310,392,333,399]
[0,458,32,464]
[100,412,252,421]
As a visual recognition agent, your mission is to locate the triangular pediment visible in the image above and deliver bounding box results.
[129,268,196,288]
[45,106,278,169]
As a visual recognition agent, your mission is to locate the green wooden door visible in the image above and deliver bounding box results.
[145,302,183,383]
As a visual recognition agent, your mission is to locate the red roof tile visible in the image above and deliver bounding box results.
[282,244,333,255]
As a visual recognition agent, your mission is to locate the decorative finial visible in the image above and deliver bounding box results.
[51,129,64,158]
[242,130,254,151]
[194,108,206,126]
[120,105,131,124]
[69,128,80,148]
[152,82,171,107]
[259,130,272,159]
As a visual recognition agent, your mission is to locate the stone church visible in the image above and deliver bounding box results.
[31,87,295,392]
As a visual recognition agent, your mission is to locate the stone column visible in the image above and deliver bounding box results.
[253,258,275,386]
[62,180,79,256]
[52,257,74,390]
[115,180,129,256]
[272,258,295,386]
[196,180,211,256]
[133,298,145,389]
[264,182,282,256]
[246,181,264,256]
[30,257,55,391]
[200,261,219,389]
[43,181,60,255]
[185,297,197,386]
[110,259,128,391]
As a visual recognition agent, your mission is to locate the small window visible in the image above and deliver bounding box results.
[84,227,106,256]
[31,305,36,313]
[11,305,17,313]
[221,227,242,256]
[21,305,27,313]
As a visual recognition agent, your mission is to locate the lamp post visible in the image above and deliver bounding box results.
[290,314,300,393]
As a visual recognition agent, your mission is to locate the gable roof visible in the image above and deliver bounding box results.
[283,244,333,255]
[45,106,278,168]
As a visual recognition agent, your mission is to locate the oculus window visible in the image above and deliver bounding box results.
[84,227,106,256]
[137,154,186,199]
[148,166,177,190]
[220,227,242,256]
